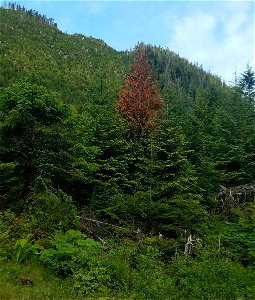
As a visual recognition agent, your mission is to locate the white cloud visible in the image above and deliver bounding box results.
[166,1,254,83]
[78,2,106,15]
[174,11,216,42]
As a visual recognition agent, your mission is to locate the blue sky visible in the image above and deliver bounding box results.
[3,0,254,83]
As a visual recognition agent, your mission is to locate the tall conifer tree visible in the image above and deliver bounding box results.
[117,46,163,136]
[238,64,255,101]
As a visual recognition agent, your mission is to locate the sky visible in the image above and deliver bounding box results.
[3,0,254,83]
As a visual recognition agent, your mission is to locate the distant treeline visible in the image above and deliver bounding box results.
[1,1,58,28]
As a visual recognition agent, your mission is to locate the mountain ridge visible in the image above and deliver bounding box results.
[0,4,225,108]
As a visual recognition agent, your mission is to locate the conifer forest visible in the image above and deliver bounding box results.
[0,3,255,299]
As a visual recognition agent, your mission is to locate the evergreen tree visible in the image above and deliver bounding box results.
[0,82,75,209]
[211,87,255,186]
[82,108,132,213]
[117,46,163,137]
[116,47,206,234]
[129,125,206,234]
[182,88,222,195]
[238,64,255,101]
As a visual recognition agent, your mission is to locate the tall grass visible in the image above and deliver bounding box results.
[0,261,80,300]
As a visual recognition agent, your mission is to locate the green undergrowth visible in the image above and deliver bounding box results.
[1,227,255,300]
[1,207,255,299]
[1,247,254,300]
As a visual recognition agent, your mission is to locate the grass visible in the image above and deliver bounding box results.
[0,260,81,300]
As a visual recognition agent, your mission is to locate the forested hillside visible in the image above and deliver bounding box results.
[1,4,255,299]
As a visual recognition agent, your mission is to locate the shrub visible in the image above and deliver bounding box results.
[40,230,104,274]
[26,189,79,237]
[169,254,255,300]
[12,234,42,263]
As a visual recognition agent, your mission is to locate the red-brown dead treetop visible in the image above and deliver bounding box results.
[117,46,163,135]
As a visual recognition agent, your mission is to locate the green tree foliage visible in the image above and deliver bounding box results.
[79,108,131,212]
[125,125,206,235]
[182,82,255,195]
[211,87,255,186]
[238,64,255,101]
[0,82,74,209]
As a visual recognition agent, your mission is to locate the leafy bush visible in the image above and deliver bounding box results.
[26,190,79,237]
[101,241,175,299]
[40,230,103,274]
[73,266,110,296]
[40,229,111,295]
[12,234,42,263]
[102,242,138,293]
[131,245,175,299]
[169,254,255,300]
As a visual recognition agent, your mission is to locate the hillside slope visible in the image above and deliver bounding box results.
[1,6,224,109]
[0,6,128,109]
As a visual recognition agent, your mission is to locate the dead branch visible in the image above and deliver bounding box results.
[80,217,126,230]
[216,184,255,216]
[184,234,201,258]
